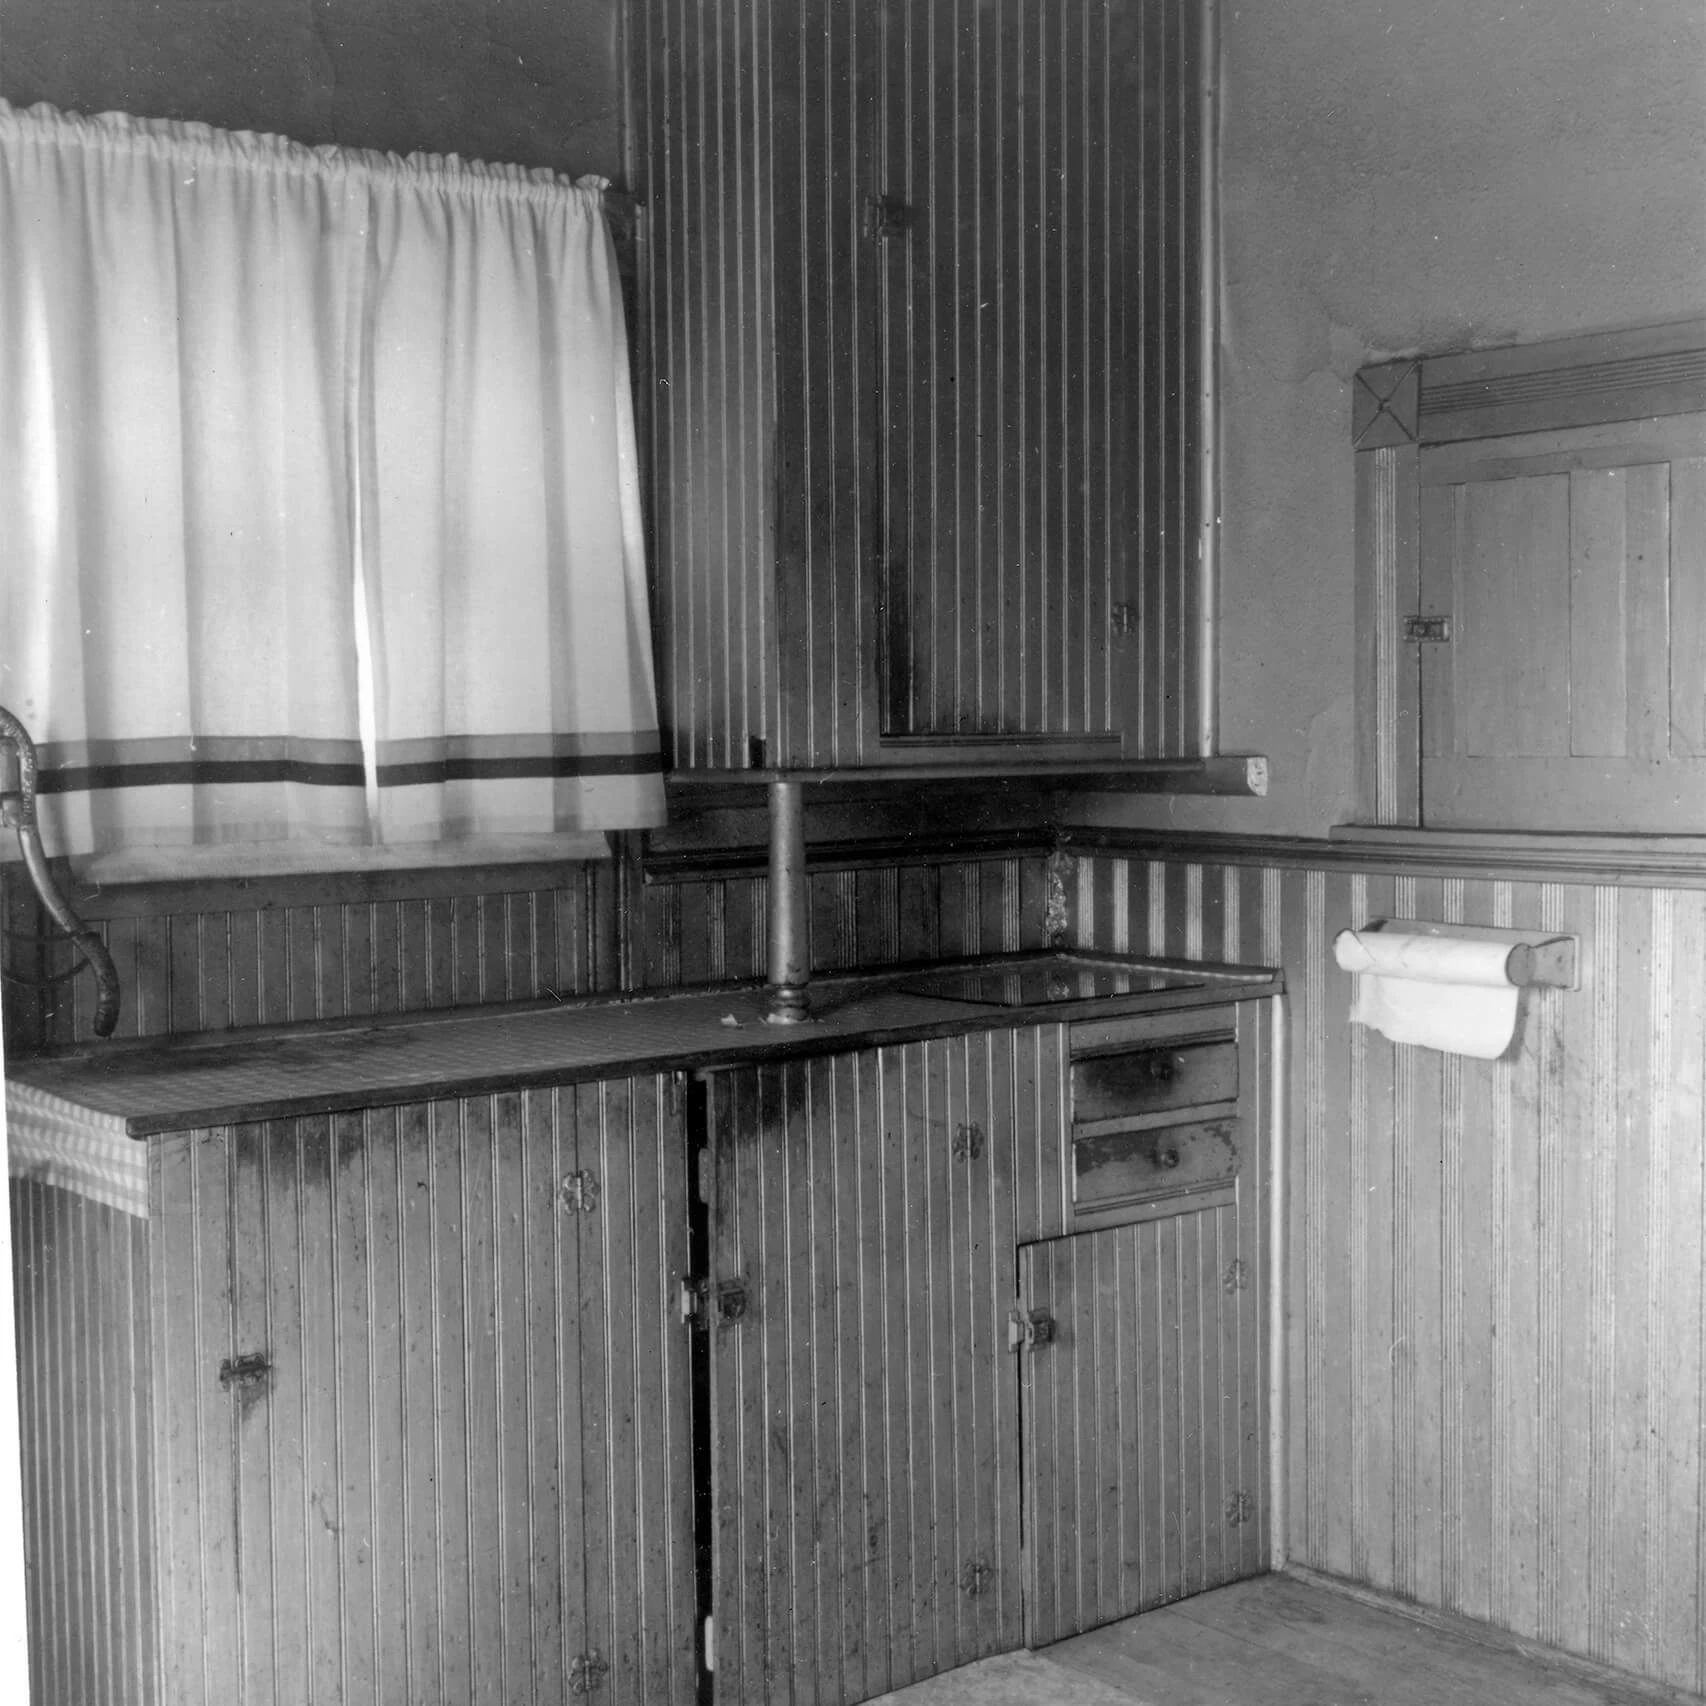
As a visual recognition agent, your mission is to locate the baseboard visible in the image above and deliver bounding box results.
[1280,1564,1704,1706]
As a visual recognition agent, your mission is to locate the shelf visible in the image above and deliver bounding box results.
[666,754,1268,799]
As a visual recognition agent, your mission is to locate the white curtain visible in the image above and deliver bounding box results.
[0,101,664,859]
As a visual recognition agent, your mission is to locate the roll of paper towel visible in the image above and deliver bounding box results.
[1333,928,1520,1059]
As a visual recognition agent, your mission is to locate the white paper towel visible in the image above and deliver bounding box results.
[1332,929,1519,1059]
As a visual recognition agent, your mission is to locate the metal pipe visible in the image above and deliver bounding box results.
[763,777,811,1024]
[1196,0,1223,756]
[0,705,121,1037]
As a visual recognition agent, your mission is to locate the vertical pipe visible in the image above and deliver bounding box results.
[1196,0,1222,756]
[764,778,811,1023]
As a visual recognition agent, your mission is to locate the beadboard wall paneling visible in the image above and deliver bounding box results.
[1,863,622,1053]
[2,851,1050,1051]
[1072,852,1706,1698]
[634,853,1050,990]
[10,1182,157,1706]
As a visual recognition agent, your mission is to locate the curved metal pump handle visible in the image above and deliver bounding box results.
[0,705,121,1037]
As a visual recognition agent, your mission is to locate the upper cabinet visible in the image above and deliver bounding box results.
[631,0,1208,772]
[1354,319,1706,832]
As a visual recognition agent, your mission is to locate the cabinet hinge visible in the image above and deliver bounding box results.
[1402,614,1451,643]
[681,1276,748,1327]
[864,192,916,239]
[218,1350,271,1392]
[1007,1307,1055,1352]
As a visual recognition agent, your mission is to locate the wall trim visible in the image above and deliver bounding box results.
[1058,825,1706,888]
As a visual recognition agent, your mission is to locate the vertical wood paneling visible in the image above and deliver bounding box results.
[6,865,621,1051]
[138,1081,694,1705]
[707,1029,1059,1704]
[1076,848,1706,1698]
[633,0,1200,766]
[10,1182,156,1706]
[1020,1193,1265,1648]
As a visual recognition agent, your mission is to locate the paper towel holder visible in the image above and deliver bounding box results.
[1350,920,1579,991]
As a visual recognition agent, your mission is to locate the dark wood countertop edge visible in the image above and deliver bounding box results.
[10,960,1281,1138]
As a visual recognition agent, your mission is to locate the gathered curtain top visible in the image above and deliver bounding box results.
[0,97,609,209]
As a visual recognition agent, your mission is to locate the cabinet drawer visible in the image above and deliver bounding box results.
[1071,1036,1239,1124]
[1073,1115,1240,1211]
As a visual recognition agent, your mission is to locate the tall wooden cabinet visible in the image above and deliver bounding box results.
[631,0,1207,771]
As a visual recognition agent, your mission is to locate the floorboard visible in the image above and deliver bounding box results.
[867,1571,1702,1706]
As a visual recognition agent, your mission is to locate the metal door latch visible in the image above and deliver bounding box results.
[1007,1307,1056,1352]
[568,1650,609,1694]
[960,1559,994,1596]
[1402,615,1451,643]
[951,1122,984,1161]
[559,1170,600,1214]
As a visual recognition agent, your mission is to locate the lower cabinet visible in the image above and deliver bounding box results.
[13,1003,1266,1706]
[698,1000,1270,1702]
[15,1077,701,1706]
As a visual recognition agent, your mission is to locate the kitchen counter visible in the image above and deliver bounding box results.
[5,950,1279,1135]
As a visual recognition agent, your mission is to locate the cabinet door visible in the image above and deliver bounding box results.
[868,0,1203,755]
[152,1080,697,1706]
[1018,1208,1267,1651]
[1416,412,1706,830]
[704,1029,1061,1704]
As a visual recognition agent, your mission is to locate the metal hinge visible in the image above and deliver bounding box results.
[864,192,916,239]
[680,1276,749,1326]
[1402,614,1451,643]
[218,1351,271,1392]
[1007,1307,1056,1352]
[559,1170,600,1214]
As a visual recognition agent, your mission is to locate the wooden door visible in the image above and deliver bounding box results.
[870,0,1202,755]
[152,1079,697,1706]
[1416,412,1706,829]
[1018,1209,1267,1650]
[703,1031,1063,1704]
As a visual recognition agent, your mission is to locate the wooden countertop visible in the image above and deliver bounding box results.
[6,952,1280,1137]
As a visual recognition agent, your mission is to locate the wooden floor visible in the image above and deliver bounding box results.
[869,1571,1701,1706]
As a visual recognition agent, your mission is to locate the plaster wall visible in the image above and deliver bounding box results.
[0,0,623,175]
[1087,0,1706,839]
